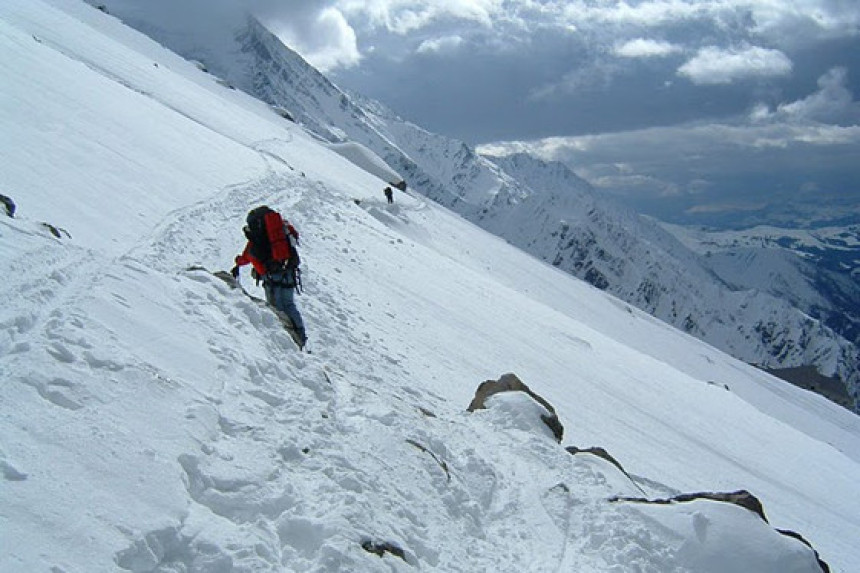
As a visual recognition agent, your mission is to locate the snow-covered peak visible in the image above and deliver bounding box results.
[2,2,859,571]
[664,222,860,352]
[176,8,860,403]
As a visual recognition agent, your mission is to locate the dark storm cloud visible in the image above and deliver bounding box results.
[306,1,860,228]
[102,0,860,227]
[99,0,360,71]
[479,67,860,226]
[320,1,860,145]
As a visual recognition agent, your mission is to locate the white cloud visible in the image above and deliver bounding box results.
[338,0,501,34]
[416,35,465,55]
[677,45,793,85]
[750,67,858,125]
[777,67,854,121]
[614,38,682,58]
[528,58,624,101]
[564,0,707,27]
[793,124,860,145]
[562,0,860,44]
[478,117,860,203]
[331,0,859,40]
[685,201,768,214]
[299,1,859,76]
[270,7,361,72]
[587,171,682,196]
[747,0,860,46]
[749,102,773,122]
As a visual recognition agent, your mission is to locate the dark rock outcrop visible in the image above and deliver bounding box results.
[776,529,831,573]
[467,373,564,442]
[566,446,626,476]
[1,194,15,218]
[610,490,830,572]
[610,489,767,521]
[361,540,406,562]
[764,365,854,411]
[566,445,649,496]
[406,439,450,482]
[41,222,70,238]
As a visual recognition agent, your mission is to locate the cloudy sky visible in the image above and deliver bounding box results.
[95,0,859,228]
[254,0,860,228]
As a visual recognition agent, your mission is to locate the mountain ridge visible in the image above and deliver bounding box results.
[3,1,860,570]
[173,13,860,409]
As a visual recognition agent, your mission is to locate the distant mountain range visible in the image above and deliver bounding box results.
[479,154,858,410]
[96,5,859,411]
[663,224,860,344]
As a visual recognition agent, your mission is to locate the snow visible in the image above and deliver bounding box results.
[662,222,860,254]
[93,0,860,396]
[2,1,859,572]
[633,500,823,572]
[325,141,404,187]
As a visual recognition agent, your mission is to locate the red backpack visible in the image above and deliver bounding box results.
[245,206,299,271]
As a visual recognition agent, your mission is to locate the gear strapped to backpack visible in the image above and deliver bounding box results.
[244,206,301,290]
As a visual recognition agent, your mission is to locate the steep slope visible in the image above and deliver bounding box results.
[93,5,860,408]
[484,153,860,405]
[706,248,859,346]
[236,18,528,215]
[3,4,860,572]
[665,223,860,347]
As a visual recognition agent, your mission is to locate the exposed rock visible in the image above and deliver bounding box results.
[270,105,294,122]
[361,540,406,562]
[406,439,450,482]
[210,269,237,285]
[610,489,767,521]
[41,222,70,238]
[467,373,564,442]
[566,445,649,496]
[1,194,15,217]
[610,490,830,571]
[566,446,625,475]
[764,365,854,412]
[418,407,437,418]
[1,459,28,481]
[777,529,831,573]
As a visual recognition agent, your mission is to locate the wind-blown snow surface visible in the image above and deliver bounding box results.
[90,0,860,401]
[2,2,860,572]
[118,2,859,401]
[325,141,404,188]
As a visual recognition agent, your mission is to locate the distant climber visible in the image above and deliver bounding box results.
[231,206,307,349]
[383,186,394,204]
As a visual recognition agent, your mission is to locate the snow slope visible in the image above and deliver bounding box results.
[2,2,860,572]
[484,153,859,404]
[94,2,860,405]
[325,141,404,188]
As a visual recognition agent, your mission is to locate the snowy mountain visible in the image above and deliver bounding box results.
[482,153,860,410]
[90,1,860,411]
[664,223,860,344]
[3,2,860,572]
